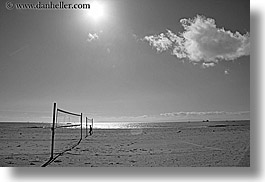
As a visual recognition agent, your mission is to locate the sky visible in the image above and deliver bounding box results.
[0,0,250,122]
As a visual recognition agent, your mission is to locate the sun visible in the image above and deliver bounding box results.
[88,1,106,22]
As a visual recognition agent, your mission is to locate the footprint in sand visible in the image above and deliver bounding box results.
[54,160,62,163]
[129,149,137,153]
[5,156,13,160]
[30,160,41,163]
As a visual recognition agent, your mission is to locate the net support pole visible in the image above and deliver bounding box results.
[80,113,83,140]
[50,102,56,160]
[85,117,88,138]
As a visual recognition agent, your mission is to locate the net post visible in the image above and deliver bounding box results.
[85,117,88,138]
[50,102,56,160]
[80,113,83,140]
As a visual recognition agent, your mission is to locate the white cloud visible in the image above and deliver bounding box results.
[224,69,230,75]
[160,111,250,117]
[132,34,139,41]
[144,33,173,52]
[87,33,99,42]
[202,62,215,68]
[143,15,250,67]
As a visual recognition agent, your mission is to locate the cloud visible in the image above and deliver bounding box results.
[87,33,99,42]
[132,34,139,41]
[160,111,250,117]
[143,15,250,67]
[202,62,215,68]
[224,69,230,75]
[143,33,173,52]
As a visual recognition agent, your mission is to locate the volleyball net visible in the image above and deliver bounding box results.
[41,103,95,167]
[46,103,83,165]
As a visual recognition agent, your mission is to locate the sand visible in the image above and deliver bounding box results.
[0,121,250,167]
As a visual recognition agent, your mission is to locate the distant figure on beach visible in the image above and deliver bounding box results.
[89,125,93,136]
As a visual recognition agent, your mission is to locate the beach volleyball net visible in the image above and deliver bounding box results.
[48,103,83,162]
[42,103,95,166]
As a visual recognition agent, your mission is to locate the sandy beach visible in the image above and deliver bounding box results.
[0,120,250,167]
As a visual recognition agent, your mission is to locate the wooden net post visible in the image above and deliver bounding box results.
[50,102,56,160]
[80,113,83,140]
[86,117,88,138]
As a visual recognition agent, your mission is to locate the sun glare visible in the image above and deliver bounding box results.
[88,1,106,22]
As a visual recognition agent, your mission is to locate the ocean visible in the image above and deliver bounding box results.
[0,120,249,130]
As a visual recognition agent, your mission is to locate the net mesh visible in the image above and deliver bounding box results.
[53,109,82,154]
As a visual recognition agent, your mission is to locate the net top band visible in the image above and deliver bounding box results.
[57,108,82,117]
